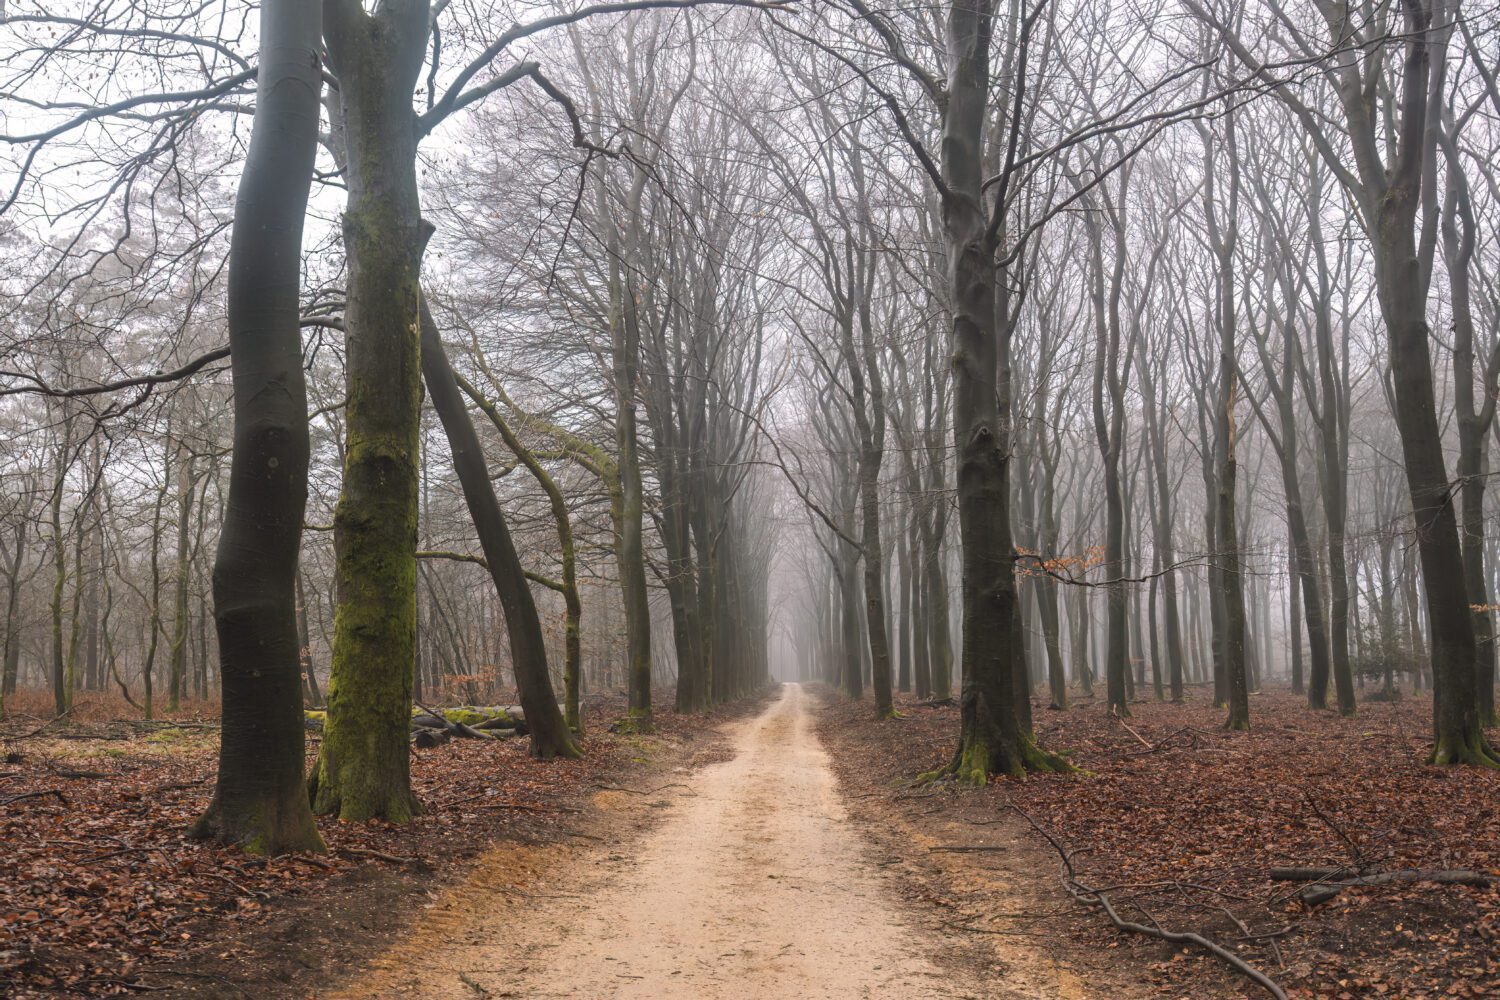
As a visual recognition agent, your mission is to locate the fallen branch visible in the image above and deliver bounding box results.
[1122,726,1202,757]
[337,846,422,866]
[204,872,267,899]
[6,710,71,741]
[1012,805,1287,1000]
[0,788,69,807]
[125,720,220,730]
[1114,716,1153,750]
[477,800,582,814]
[590,782,691,796]
[48,764,116,779]
[84,977,168,993]
[459,971,492,997]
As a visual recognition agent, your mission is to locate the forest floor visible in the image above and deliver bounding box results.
[8,682,1496,999]
[0,686,767,998]
[817,684,1500,1000]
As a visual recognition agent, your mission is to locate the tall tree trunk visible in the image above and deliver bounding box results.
[1362,3,1490,764]
[297,571,321,706]
[1209,113,1250,732]
[837,532,863,699]
[310,0,431,822]
[2,519,27,706]
[190,0,324,854]
[49,414,74,716]
[1087,211,1129,718]
[931,0,1065,781]
[169,445,196,711]
[1441,118,1499,727]
[610,252,655,731]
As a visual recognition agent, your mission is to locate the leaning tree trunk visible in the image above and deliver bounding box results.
[189,0,324,855]
[309,0,431,823]
[454,371,587,733]
[418,297,580,760]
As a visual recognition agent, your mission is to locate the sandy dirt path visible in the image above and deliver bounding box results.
[333,684,999,998]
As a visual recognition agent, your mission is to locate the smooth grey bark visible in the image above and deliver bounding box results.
[190,0,324,855]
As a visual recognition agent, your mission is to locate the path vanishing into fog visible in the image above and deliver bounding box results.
[336,683,988,998]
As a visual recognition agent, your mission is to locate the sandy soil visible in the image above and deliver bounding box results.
[330,684,1045,999]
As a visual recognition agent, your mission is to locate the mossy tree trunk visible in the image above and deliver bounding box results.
[190,0,325,856]
[310,0,431,823]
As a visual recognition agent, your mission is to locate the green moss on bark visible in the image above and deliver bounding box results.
[1429,730,1500,768]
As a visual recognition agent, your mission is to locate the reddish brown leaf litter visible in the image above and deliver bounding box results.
[817,686,1500,999]
[0,688,742,998]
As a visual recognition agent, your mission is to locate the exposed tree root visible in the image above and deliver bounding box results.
[612,710,655,736]
[1428,731,1500,768]
[918,733,1076,785]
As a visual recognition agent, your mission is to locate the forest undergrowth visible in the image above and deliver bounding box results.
[0,687,746,998]
[819,687,1500,1000]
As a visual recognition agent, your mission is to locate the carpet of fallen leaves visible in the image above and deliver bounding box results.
[820,685,1500,1000]
[0,686,730,998]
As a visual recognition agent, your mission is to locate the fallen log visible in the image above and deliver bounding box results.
[414,702,495,740]
[1272,867,1498,906]
[1267,866,1367,881]
[412,729,452,749]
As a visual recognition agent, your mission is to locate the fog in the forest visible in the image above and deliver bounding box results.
[4,0,1500,847]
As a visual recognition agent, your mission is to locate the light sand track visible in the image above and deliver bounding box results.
[331,684,1023,998]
